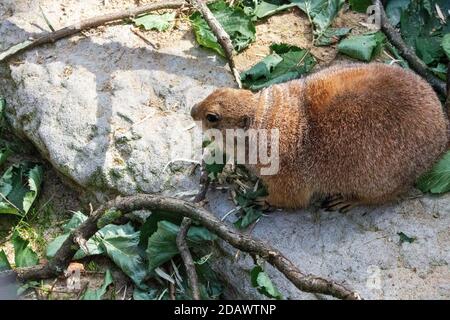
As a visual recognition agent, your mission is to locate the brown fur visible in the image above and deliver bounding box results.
[191,63,449,209]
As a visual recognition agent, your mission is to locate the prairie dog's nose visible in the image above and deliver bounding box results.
[190,103,199,119]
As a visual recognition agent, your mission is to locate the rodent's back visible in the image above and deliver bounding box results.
[301,63,448,198]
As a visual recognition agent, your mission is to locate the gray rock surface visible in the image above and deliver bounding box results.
[1,0,449,300]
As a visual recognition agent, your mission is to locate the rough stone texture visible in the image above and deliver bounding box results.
[1,0,449,300]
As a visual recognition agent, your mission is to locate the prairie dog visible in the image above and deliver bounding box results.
[191,63,449,209]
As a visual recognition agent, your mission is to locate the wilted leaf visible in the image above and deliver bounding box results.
[248,0,297,19]
[290,0,345,44]
[398,232,416,244]
[0,250,11,271]
[12,231,39,268]
[96,223,147,287]
[132,12,176,31]
[250,266,282,299]
[241,43,317,91]
[315,27,351,46]
[0,40,33,63]
[338,31,385,61]
[349,0,372,13]
[146,220,217,271]
[190,0,256,56]
[82,269,114,300]
[417,151,450,194]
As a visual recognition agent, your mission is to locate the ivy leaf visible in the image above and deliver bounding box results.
[338,31,385,62]
[0,250,11,271]
[250,266,282,299]
[348,0,372,13]
[12,231,39,268]
[417,151,450,194]
[398,232,416,244]
[132,12,176,32]
[146,220,216,271]
[241,43,317,91]
[190,0,256,56]
[82,269,114,300]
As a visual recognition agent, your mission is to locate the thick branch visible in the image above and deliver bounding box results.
[176,217,201,300]
[0,1,185,63]
[188,0,242,88]
[5,194,361,300]
[373,0,446,97]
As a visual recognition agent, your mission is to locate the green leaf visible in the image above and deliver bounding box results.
[190,0,256,56]
[0,163,43,216]
[250,266,282,299]
[241,43,317,91]
[96,223,147,287]
[12,230,39,268]
[315,27,351,46]
[133,287,159,300]
[349,0,372,13]
[139,210,183,249]
[234,206,262,229]
[132,12,176,32]
[146,220,217,271]
[338,31,385,62]
[400,0,450,67]
[442,33,450,60]
[97,208,122,229]
[82,269,114,300]
[417,151,450,194]
[289,0,345,44]
[430,63,447,80]
[0,148,12,167]
[386,0,410,26]
[398,232,416,244]
[0,250,11,271]
[0,97,5,116]
[22,165,43,214]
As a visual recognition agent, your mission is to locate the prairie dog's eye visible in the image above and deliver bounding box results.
[206,113,220,123]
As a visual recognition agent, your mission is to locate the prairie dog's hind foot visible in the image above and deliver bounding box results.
[321,195,360,213]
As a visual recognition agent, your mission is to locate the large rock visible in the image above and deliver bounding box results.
[1,0,449,300]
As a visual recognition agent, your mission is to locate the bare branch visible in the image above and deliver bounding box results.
[188,0,242,88]
[3,194,361,300]
[373,0,447,97]
[176,217,201,300]
[0,1,185,63]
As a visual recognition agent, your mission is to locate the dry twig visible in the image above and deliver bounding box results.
[187,0,242,88]
[0,1,185,63]
[373,0,446,97]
